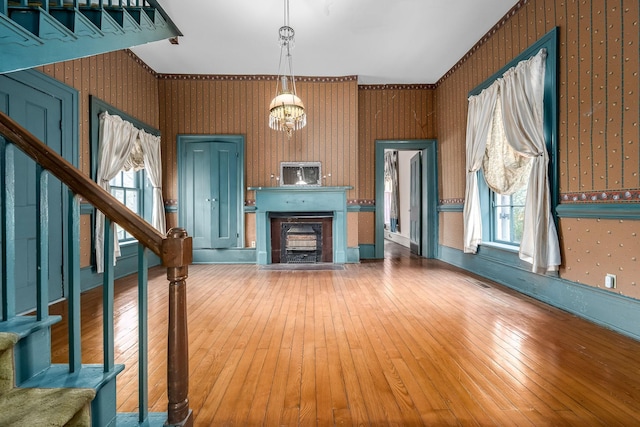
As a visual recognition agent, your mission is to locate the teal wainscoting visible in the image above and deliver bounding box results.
[439,245,640,341]
[192,248,257,264]
[358,244,376,260]
[80,244,160,292]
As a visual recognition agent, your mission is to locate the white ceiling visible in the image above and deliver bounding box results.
[131,0,519,84]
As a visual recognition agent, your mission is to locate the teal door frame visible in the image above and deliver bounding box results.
[1,69,79,314]
[177,134,245,249]
[375,140,438,259]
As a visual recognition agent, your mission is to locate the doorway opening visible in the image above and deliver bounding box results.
[375,140,438,260]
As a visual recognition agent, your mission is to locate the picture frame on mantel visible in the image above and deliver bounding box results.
[280,161,322,186]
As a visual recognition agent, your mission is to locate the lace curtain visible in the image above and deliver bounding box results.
[95,111,166,273]
[463,48,561,273]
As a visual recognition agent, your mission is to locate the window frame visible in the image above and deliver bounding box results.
[471,28,559,253]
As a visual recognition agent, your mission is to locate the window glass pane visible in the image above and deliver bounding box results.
[492,186,527,245]
[125,190,138,214]
[113,188,125,204]
[122,169,135,188]
[110,172,123,187]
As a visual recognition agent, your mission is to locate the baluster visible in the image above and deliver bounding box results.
[2,143,16,320]
[163,227,193,426]
[36,166,48,321]
[67,190,81,371]
[102,217,115,372]
[138,244,149,423]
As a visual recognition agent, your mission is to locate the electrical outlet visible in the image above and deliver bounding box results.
[605,273,616,289]
[251,240,256,248]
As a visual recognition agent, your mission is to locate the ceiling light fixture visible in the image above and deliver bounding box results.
[269,0,306,139]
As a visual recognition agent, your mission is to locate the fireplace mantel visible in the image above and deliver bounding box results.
[249,186,352,264]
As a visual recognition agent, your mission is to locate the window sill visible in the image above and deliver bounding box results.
[481,241,519,253]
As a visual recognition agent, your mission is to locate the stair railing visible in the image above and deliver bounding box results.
[0,110,193,426]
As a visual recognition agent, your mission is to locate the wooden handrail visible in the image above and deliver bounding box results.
[0,110,164,256]
[0,109,193,426]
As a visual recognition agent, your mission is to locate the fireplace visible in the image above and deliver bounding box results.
[270,214,333,263]
[250,186,350,264]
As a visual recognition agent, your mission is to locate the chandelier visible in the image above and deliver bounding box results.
[269,0,306,138]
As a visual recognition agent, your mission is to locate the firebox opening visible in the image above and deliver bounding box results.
[270,213,333,264]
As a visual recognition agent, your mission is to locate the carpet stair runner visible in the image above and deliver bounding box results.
[0,331,96,427]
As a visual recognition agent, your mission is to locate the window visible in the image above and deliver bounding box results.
[492,186,526,245]
[109,168,151,243]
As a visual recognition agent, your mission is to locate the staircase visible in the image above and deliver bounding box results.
[0,331,95,426]
[0,108,193,425]
[0,0,181,73]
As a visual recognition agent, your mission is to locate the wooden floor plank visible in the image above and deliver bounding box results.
[48,243,640,426]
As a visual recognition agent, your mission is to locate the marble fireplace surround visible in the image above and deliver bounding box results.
[250,186,351,264]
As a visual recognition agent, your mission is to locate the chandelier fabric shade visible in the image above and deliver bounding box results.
[269,0,306,138]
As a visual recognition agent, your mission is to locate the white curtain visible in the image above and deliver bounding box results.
[139,129,166,235]
[384,150,400,232]
[463,83,499,253]
[95,111,138,273]
[463,48,561,273]
[498,49,560,273]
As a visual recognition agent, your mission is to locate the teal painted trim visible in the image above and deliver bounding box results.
[102,217,115,372]
[438,204,464,212]
[67,191,81,372]
[117,412,167,427]
[36,166,49,320]
[192,248,257,264]
[244,205,257,213]
[359,205,376,212]
[469,28,559,217]
[80,203,94,215]
[347,204,361,212]
[1,69,78,318]
[251,187,351,264]
[556,203,640,220]
[347,247,360,263]
[438,245,640,341]
[137,245,149,423]
[358,244,375,259]
[164,204,178,214]
[1,9,180,73]
[2,144,16,319]
[178,134,246,248]
[90,96,160,181]
[375,140,439,259]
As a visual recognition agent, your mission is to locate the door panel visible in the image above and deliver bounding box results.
[211,142,238,248]
[0,74,64,313]
[182,140,239,249]
[409,152,421,255]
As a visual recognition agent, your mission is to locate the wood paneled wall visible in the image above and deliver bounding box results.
[436,0,640,297]
[39,50,159,267]
[357,86,437,201]
[158,76,359,210]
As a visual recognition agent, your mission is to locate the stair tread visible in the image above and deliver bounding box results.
[20,363,125,390]
[0,316,61,338]
[0,386,95,427]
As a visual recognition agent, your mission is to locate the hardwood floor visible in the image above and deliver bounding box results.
[50,246,640,426]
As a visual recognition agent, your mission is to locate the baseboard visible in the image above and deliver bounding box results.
[192,248,257,264]
[358,244,376,259]
[347,247,360,263]
[384,231,410,248]
[438,245,640,341]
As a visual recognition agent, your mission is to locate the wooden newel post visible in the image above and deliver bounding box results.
[162,227,193,427]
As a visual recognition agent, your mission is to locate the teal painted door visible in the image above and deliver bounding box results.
[183,141,239,249]
[409,152,422,255]
[0,75,64,313]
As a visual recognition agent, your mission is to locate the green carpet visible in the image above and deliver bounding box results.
[0,332,95,426]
